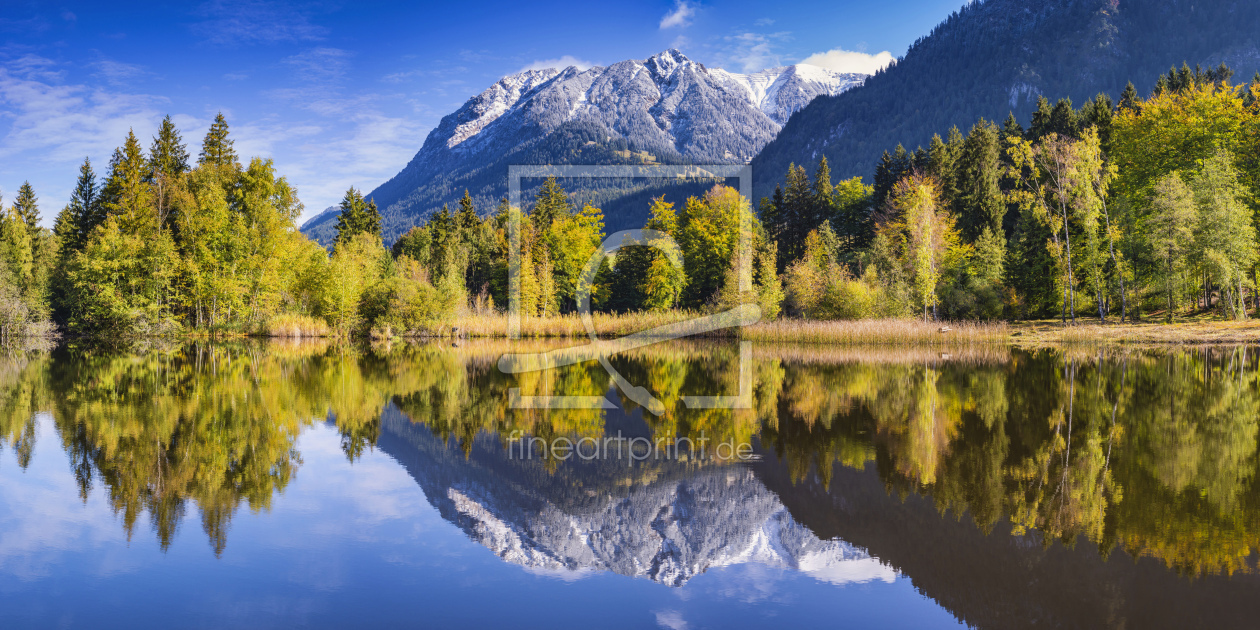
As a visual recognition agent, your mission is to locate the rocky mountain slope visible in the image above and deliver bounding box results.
[303,50,865,243]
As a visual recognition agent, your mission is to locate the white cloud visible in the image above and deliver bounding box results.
[659,1,695,29]
[799,48,895,75]
[518,55,594,73]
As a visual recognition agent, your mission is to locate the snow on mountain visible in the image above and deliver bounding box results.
[442,465,895,587]
[303,50,866,241]
[441,49,865,159]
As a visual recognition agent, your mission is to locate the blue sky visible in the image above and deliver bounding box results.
[0,0,967,224]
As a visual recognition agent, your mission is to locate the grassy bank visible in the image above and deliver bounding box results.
[1008,319,1260,345]
[253,311,1260,346]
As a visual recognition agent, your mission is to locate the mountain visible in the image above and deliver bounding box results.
[374,405,896,587]
[752,0,1260,200]
[302,50,865,244]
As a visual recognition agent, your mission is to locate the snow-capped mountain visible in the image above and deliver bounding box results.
[302,49,866,243]
[438,49,864,160]
[376,405,896,587]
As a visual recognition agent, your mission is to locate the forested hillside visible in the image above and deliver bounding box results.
[753,0,1260,199]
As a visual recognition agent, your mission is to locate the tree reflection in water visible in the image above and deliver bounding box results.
[0,340,1257,578]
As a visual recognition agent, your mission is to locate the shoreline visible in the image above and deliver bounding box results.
[23,316,1260,347]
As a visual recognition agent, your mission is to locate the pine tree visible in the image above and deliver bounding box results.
[198,112,238,168]
[811,157,834,228]
[149,115,190,180]
[1029,96,1054,140]
[954,119,1004,241]
[11,182,39,235]
[100,130,153,230]
[58,158,99,253]
[531,177,570,230]
[333,187,382,246]
[1118,82,1141,112]
[780,164,812,264]
[1048,98,1078,138]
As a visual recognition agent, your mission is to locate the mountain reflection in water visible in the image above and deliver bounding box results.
[1,339,1259,629]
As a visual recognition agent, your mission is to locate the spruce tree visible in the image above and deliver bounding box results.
[100,130,152,227]
[811,157,833,228]
[1048,98,1078,138]
[1029,96,1054,140]
[59,158,99,253]
[149,115,190,180]
[531,177,570,230]
[781,164,812,264]
[333,186,381,246]
[198,112,238,168]
[1118,82,1140,112]
[954,119,1004,241]
[12,182,39,234]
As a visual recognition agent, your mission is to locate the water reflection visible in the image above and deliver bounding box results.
[1,340,1259,627]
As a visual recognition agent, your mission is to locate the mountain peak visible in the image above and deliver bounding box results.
[645,48,692,76]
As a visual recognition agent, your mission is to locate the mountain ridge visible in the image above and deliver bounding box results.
[302,49,865,242]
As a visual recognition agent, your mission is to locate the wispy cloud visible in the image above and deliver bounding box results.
[283,47,352,84]
[721,31,791,73]
[193,0,327,45]
[800,48,895,75]
[659,1,695,29]
[0,62,168,210]
[91,59,149,86]
[518,55,594,73]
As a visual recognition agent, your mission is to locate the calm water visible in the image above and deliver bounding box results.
[1,340,1258,629]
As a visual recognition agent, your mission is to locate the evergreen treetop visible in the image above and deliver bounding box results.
[198,112,238,168]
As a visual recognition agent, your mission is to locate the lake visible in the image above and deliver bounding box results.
[1,339,1258,629]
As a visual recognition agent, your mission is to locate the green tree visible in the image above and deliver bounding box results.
[333,187,382,246]
[1191,148,1256,319]
[198,112,238,169]
[1143,173,1196,322]
[149,115,190,180]
[11,182,39,235]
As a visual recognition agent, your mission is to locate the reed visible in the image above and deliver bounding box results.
[264,314,332,338]
[739,318,1010,346]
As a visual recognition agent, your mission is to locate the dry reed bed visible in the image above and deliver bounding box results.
[1011,320,1260,346]
[740,318,1010,346]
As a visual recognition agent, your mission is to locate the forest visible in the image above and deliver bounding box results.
[1,64,1257,338]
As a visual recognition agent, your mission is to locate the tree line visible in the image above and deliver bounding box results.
[757,63,1260,322]
[2,62,1256,337]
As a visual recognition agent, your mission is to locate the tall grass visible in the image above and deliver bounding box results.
[448,312,1010,346]
[454,311,707,339]
[740,318,1010,345]
[265,314,332,338]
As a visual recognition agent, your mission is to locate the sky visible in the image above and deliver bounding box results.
[0,0,968,225]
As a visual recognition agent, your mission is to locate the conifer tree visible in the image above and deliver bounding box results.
[954,119,1004,241]
[57,158,99,253]
[149,115,190,180]
[100,130,153,230]
[531,177,571,230]
[198,112,238,168]
[333,187,382,246]
[811,156,834,228]
[1118,82,1141,112]
[11,182,39,235]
